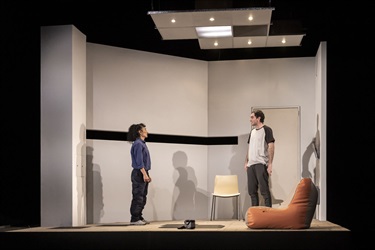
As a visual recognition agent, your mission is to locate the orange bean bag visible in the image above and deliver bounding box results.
[245,177,318,229]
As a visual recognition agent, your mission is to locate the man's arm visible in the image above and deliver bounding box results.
[267,142,275,175]
[244,152,248,170]
[268,142,274,163]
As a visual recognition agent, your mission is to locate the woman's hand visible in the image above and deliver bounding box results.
[144,175,151,183]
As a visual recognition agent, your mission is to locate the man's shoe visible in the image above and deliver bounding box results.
[141,219,150,224]
[130,220,146,225]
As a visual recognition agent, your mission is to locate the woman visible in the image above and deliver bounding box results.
[127,123,151,225]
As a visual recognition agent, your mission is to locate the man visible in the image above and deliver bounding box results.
[244,109,275,207]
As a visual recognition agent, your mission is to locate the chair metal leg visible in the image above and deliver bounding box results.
[211,195,242,221]
[237,196,241,220]
[210,196,216,221]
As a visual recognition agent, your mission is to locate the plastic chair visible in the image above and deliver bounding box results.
[210,175,241,221]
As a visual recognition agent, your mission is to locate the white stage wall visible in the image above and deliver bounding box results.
[85,43,323,223]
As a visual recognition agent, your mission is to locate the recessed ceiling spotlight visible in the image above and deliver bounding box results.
[282,38,286,44]
[210,17,215,22]
[248,39,252,45]
[214,41,218,46]
[248,15,253,21]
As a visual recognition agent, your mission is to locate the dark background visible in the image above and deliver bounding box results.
[2,1,374,248]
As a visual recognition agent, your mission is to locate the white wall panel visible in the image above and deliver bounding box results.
[86,44,209,222]
[41,25,86,227]
[86,44,208,137]
[85,43,323,223]
[207,58,317,219]
[86,140,208,223]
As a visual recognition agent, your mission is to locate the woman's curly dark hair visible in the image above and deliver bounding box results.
[127,123,146,142]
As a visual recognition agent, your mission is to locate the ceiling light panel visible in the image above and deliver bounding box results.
[198,37,233,49]
[231,9,273,25]
[267,35,305,47]
[192,11,233,26]
[196,26,232,38]
[148,8,305,50]
[149,11,194,28]
[233,36,267,48]
[158,27,198,40]
[148,8,274,30]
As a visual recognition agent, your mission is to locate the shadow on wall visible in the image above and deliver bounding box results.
[75,124,86,225]
[86,146,104,224]
[302,114,320,184]
[229,134,250,217]
[269,173,285,206]
[172,151,208,220]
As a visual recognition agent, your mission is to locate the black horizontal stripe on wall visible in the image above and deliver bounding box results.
[86,129,237,145]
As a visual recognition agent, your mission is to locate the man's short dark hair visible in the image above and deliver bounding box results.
[253,109,265,123]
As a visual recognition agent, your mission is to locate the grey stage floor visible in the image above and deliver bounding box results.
[1,219,352,249]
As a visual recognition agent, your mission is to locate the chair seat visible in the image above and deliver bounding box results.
[213,193,240,197]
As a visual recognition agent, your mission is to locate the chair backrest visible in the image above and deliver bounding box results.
[213,175,239,195]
